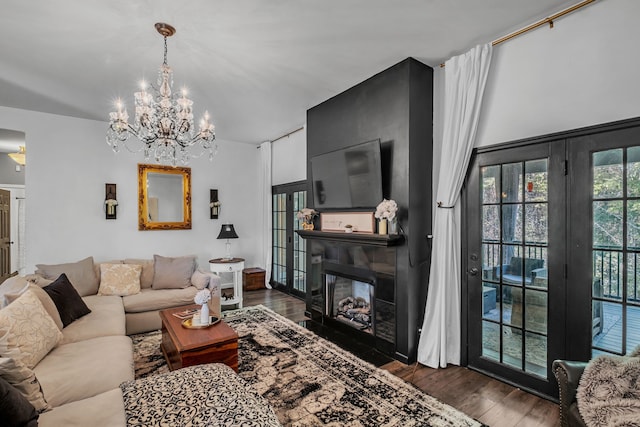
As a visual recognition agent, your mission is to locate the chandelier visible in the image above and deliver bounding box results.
[106,23,216,166]
[8,146,26,166]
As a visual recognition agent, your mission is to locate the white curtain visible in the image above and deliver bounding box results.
[417,43,492,368]
[259,141,273,289]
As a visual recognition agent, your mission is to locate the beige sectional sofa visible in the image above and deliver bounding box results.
[0,255,281,427]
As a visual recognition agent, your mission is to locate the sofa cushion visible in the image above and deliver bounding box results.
[151,254,196,290]
[0,289,63,369]
[191,269,211,290]
[5,284,63,330]
[0,357,50,413]
[42,274,91,328]
[98,263,142,296]
[60,295,125,345]
[124,259,154,289]
[123,287,199,313]
[37,388,125,427]
[35,256,99,297]
[0,376,39,426]
[34,335,134,407]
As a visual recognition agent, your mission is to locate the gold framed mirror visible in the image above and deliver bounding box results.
[138,164,191,230]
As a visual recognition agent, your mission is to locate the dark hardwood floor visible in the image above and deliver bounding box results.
[243,288,560,427]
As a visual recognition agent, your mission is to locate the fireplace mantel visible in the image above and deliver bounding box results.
[296,230,404,247]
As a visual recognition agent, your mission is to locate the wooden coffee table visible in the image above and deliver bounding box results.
[159,305,239,372]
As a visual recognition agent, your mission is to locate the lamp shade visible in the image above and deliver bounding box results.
[217,224,238,239]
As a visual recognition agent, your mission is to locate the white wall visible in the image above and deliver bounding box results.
[272,126,307,185]
[0,106,262,273]
[475,0,640,147]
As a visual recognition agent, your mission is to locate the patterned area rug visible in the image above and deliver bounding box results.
[132,305,483,427]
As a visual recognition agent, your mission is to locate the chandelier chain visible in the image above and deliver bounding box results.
[163,36,168,66]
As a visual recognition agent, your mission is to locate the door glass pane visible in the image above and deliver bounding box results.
[628,254,640,304]
[628,200,640,249]
[593,201,623,248]
[483,205,499,241]
[525,290,547,334]
[502,205,522,244]
[503,325,522,370]
[593,149,623,199]
[292,190,307,292]
[628,147,640,197]
[627,305,640,351]
[525,159,548,202]
[482,166,501,204]
[482,321,500,362]
[525,204,547,244]
[272,193,286,287]
[502,163,523,203]
[482,283,498,321]
[525,332,547,377]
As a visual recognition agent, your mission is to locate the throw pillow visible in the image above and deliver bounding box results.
[124,259,154,289]
[24,274,54,288]
[42,274,91,328]
[151,255,196,290]
[0,376,39,426]
[0,275,30,308]
[98,263,142,296]
[190,269,211,290]
[0,290,63,369]
[0,357,50,413]
[5,284,64,330]
[35,256,99,297]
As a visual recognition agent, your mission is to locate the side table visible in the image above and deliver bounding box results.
[209,257,245,308]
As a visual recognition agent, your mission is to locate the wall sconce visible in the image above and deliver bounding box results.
[105,183,118,220]
[210,189,220,219]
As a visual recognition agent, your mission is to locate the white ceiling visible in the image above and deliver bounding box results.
[0,0,580,145]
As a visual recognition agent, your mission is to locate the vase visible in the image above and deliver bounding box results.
[389,219,398,235]
[302,222,314,231]
[378,219,388,235]
[200,303,209,325]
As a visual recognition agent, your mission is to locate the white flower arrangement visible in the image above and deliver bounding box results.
[209,201,221,208]
[194,289,211,305]
[296,207,318,223]
[375,199,398,221]
[104,199,118,207]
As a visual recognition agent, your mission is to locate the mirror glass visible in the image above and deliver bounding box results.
[138,164,191,230]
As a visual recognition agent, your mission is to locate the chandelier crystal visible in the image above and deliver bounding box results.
[106,23,216,166]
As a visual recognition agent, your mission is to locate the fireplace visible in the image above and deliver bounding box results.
[326,273,374,334]
[301,233,400,357]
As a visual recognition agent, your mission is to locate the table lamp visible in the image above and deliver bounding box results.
[217,224,239,260]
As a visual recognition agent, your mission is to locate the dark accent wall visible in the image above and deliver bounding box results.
[306,57,433,363]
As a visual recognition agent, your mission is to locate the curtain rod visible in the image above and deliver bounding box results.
[440,0,596,67]
[257,126,305,148]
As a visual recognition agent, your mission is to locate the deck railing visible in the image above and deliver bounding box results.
[593,248,640,302]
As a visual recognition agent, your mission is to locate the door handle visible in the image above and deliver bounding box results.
[468,267,479,276]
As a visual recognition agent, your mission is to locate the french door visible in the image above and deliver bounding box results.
[272,181,308,298]
[568,126,640,360]
[1,189,11,283]
[465,118,640,397]
[466,142,565,396]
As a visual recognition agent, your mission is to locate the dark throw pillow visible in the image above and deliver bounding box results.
[0,376,39,427]
[42,274,91,328]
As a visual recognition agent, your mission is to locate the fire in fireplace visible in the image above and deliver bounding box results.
[326,273,374,334]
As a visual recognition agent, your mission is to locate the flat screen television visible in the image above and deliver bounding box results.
[311,139,383,209]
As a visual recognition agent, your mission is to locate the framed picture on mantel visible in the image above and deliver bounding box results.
[320,212,375,233]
